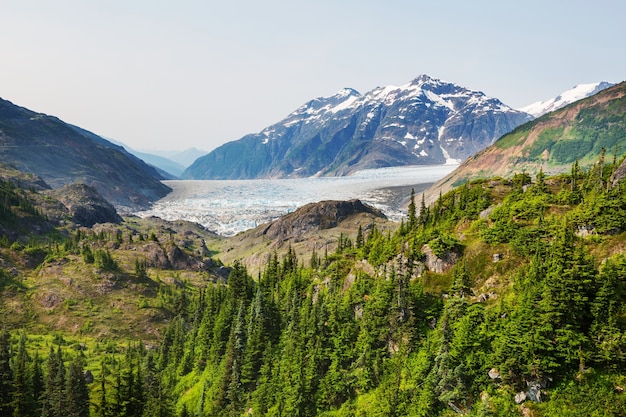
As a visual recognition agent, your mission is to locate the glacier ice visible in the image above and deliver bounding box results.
[135,165,457,236]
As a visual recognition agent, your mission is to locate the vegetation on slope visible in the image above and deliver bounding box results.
[2,153,626,416]
[431,81,626,200]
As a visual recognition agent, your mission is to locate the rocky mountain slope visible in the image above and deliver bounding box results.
[426,81,626,201]
[519,81,614,117]
[217,199,393,274]
[0,97,171,211]
[183,75,532,179]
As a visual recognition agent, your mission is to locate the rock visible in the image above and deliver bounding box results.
[259,199,386,241]
[421,243,458,273]
[576,225,595,238]
[480,206,495,219]
[492,253,501,262]
[488,368,500,380]
[48,183,122,227]
[84,370,94,384]
[145,242,171,269]
[514,391,527,404]
[526,380,543,402]
[611,157,626,187]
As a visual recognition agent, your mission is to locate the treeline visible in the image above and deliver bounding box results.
[0,178,41,226]
[2,154,626,416]
[0,332,174,417]
[149,155,626,415]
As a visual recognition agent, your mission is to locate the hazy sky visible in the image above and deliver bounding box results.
[1,0,624,153]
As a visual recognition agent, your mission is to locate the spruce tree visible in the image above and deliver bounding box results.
[12,331,31,417]
[0,330,13,416]
[408,188,417,229]
[65,355,89,417]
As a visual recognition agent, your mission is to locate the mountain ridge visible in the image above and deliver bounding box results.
[518,81,615,117]
[183,74,533,179]
[425,80,626,202]
[0,97,171,211]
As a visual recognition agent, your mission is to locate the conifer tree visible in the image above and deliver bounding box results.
[0,330,13,416]
[408,188,417,229]
[98,360,109,417]
[30,352,44,417]
[12,331,31,417]
[42,346,66,417]
[65,355,89,417]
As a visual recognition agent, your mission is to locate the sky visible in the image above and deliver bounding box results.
[1,0,624,154]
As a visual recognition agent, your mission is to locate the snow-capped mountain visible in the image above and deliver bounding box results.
[518,81,615,117]
[183,75,533,179]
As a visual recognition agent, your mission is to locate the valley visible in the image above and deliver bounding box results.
[1,75,625,417]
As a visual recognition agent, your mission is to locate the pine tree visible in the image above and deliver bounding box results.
[65,355,89,417]
[0,330,13,416]
[42,346,66,417]
[98,359,109,417]
[418,193,429,226]
[408,188,417,229]
[12,331,31,417]
[30,352,44,416]
[450,261,472,299]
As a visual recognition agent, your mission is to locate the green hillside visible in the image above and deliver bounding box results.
[430,81,626,200]
[2,153,626,416]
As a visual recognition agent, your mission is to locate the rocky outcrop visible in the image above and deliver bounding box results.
[611,156,626,187]
[421,243,458,273]
[48,184,122,227]
[258,199,386,241]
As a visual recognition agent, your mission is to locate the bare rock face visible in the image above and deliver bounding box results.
[421,243,458,273]
[611,156,626,187]
[48,183,122,227]
[258,199,386,241]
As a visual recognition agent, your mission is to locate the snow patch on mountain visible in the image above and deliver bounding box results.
[184,74,533,180]
[519,81,615,117]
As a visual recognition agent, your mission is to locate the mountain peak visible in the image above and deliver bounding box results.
[519,81,615,117]
[184,75,532,180]
[410,73,444,86]
[334,87,361,98]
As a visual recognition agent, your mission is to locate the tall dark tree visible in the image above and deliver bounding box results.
[41,347,66,417]
[408,188,417,229]
[12,331,31,417]
[65,355,89,417]
[0,330,13,416]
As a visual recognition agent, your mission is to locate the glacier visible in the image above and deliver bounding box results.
[135,165,457,236]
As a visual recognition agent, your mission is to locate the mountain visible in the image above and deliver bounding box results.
[125,148,185,178]
[101,138,182,178]
[4,143,626,415]
[136,147,208,170]
[183,75,533,179]
[167,147,208,167]
[0,97,171,211]
[519,81,614,117]
[428,81,626,200]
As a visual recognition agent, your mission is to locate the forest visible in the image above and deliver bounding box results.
[1,152,626,416]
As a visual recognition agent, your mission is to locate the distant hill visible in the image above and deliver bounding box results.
[120,146,209,178]
[428,81,626,199]
[0,97,171,211]
[183,74,532,179]
[167,147,208,167]
[519,81,615,117]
